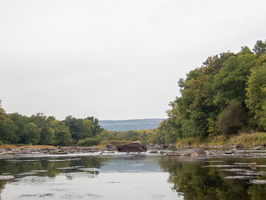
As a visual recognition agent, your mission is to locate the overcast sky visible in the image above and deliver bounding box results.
[0,0,265,120]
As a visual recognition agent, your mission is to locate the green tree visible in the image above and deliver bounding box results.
[253,40,266,56]
[64,116,101,143]
[159,40,265,141]
[30,113,56,145]
[246,63,266,130]
[82,119,94,138]
[213,49,258,109]
[54,123,72,145]
[96,129,115,141]
[8,113,29,144]
[21,122,41,145]
[0,108,18,143]
[64,116,86,143]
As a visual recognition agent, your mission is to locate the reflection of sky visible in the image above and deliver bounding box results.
[0,155,182,200]
[101,156,162,173]
[2,172,181,200]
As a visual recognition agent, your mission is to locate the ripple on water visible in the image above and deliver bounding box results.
[224,176,256,180]
[60,172,96,179]
[57,166,82,170]
[15,176,52,184]
[204,165,237,168]
[78,168,101,172]
[250,180,266,184]
[19,193,54,199]
[17,172,37,176]
[220,168,265,176]
[0,175,14,180]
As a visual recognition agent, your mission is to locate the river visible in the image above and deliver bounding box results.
[0,151,266,200]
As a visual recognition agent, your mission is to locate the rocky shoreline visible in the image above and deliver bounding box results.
[0,146,99,156]
[0,142,265,158]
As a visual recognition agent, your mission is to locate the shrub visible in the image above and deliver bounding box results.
[77,138,99,146]
[100,140,132,146]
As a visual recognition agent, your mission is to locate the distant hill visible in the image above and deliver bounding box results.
[99,118,165,132]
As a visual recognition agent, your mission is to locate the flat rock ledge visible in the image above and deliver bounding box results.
[165,148,207,157]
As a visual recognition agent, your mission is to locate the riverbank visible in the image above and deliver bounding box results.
[175,132,266,149]
[0,132,265,156]
[0,146,99,156]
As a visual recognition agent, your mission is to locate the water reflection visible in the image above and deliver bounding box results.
[0,155,179,200]
[0,154,266,200]
[159,156,266,200]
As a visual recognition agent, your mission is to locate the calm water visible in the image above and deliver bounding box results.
[0,152,266,200]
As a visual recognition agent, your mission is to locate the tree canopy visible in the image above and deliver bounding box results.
[0,101,103,146]
[153,40,266,144]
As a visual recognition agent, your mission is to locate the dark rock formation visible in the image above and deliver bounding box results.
[235,143,244,149]
[116,141,147,152]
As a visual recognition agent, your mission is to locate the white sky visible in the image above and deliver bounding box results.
[0,0,266,120]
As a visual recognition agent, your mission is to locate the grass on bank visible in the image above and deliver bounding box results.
[1,133,265,149]
[175,132,266,147]
[0,145,55,149]
[0,140,132,149]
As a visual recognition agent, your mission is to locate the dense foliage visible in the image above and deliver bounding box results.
[153,40,266,144]
[0,106,103,145]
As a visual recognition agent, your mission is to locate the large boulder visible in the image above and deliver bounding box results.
[235,143,244,149]
[117,141,147,152]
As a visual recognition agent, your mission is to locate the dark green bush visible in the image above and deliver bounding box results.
[217,101,245,134]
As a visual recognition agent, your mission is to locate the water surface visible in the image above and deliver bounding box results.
[0,151,266,200]
[0,154,180,200]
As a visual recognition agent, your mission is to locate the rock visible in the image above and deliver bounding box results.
[235,143,244,149]
[168,148,206,157]
[225,150,233,154]
[149,150,158,154]
[250,162,257,169]
[166,152,180,156]
[117,141,147,152]
[106,144,118,151]
[191,149,206,157]
[250,146,261,150]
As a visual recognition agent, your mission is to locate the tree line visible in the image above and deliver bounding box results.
[0,104,156,146]
[151,40,266,144]
[0,107,103,146]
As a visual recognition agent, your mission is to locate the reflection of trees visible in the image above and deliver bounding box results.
[248,184,266,200]
[158,157,260,200]
[0,156,109,196]
[0,180,9,196]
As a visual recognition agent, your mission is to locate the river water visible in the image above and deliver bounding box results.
[0,151,266,200]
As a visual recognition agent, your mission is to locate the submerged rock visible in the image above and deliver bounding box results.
[168,148,206,157]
